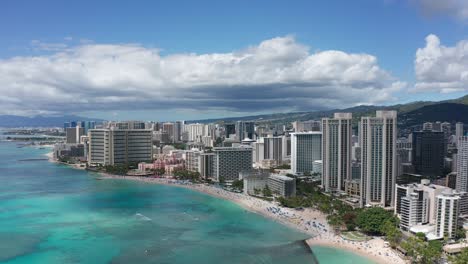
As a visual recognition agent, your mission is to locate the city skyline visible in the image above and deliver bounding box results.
[0,0,468,120]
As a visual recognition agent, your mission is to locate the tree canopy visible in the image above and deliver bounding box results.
[449,248,468,264]
[355,207,397,235]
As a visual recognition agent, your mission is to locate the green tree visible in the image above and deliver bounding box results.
[449,248,468,264]
[327,214,343,233]
[105,164,131,175]
[173,168,200,181]
[342,211,358,231]
[356,207,397,235]
[253,188,260,195]
[262,185,272,197]
[381,220,402,248]
[402,236,442,264]
[455,227,466,240]
[231,179,244,190]
[153,168,165,176]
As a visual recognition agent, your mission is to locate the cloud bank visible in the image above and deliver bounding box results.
[412,0,468,21]
[414,34,468,93]
[0,36,404,116]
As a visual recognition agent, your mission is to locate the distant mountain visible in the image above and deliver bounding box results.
[2,94,467,128]
[0,115,103,128]
[189,94,468,128]
[399,103,468,127]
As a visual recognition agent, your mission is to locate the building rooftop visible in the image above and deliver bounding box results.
[269,174,294,181]
[291,131,322,135]
[443,242,468,254]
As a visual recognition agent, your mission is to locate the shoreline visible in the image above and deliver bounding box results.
[45,150,406,264]
[306,237,404,264]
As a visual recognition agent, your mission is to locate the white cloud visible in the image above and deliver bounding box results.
[0,36,404,116]
[412,0,468,21]
[413,34,468,93]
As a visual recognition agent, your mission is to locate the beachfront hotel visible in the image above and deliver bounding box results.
[186,148,215,180]
[268,174,296,197]
[212,146,253,182]
[360,111,397,208]
[321,113,352,193]
[88,128,153,166]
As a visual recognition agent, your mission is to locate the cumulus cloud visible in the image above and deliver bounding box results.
[412,0,468,21]
[0,36,404,116]
[414,34,468,93]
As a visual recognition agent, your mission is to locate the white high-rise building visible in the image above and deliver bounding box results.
[456,136,468,192]
[204,124,217,140]
[291,132,322,174]
[322,113,352,193]
[400,192,429,231]
[263,136,284,164]
[253,141,264,163]
[395,180,450,228]
[162,123,175,143]
[185,149,214,179]
[186,123,205,142]
[360,111,397,208]
[435,190,460,239]
[292,120,321,132]
[281,136,291,160]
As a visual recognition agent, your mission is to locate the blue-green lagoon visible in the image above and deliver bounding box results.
[0,141,375,263]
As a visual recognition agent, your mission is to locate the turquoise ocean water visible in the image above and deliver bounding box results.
[0,140,375,264]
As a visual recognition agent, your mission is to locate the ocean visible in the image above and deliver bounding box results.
[0,140,374,264]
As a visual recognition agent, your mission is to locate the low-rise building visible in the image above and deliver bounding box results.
[267,174,296,197]
[241,170,270,195]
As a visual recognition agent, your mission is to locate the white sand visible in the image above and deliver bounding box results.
[306,236,406,264]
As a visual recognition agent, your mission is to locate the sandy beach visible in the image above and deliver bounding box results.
[306,236,405,264]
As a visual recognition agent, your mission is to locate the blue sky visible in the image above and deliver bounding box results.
[0,0,467,121]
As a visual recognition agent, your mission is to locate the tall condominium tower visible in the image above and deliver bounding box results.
[186,123,205,142]
[291,132,322,174]
[263,136,284,164]
[360,111,397,208]
[174,121,184,142]
[66,126,84,144]
[162,122,175,143]
[235,121,255,140]
[456,136,468,192]
[321,113,352,193]
[456,122,464,145]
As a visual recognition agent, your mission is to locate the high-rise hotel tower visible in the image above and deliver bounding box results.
[360,111,397,208]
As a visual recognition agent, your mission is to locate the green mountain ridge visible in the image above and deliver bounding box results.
[190,94,468,127]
